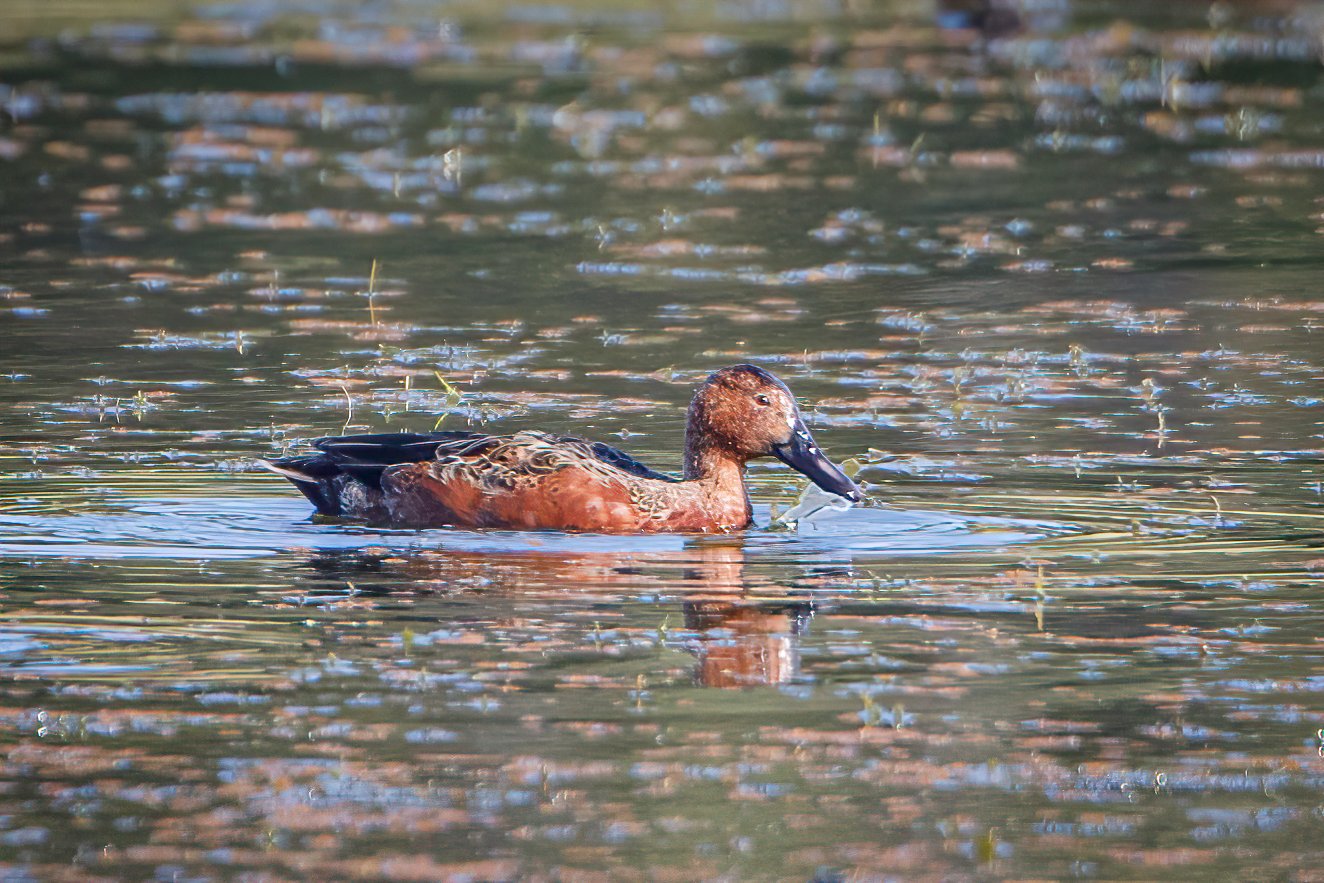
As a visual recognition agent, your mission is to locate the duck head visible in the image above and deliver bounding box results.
[686,364,862,502]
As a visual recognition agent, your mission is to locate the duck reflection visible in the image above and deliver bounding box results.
[683,599,813,688]
[935,0,1023,37]
[296,540,830,688]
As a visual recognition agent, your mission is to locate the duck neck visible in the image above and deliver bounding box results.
[683,432,750,506]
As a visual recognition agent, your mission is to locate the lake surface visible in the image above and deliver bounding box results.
[2,0,1324,878]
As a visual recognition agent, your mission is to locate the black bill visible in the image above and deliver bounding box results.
[771,419,862,502]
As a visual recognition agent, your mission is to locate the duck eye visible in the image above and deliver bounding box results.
[754,394,771,406]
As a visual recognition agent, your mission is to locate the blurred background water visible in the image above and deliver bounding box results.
[2,0,1324,879]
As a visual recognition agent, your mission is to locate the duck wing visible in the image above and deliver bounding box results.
[312,431,493,464]
[542,434,679,483]
[311,431,676,482]
[261,431,500,515]
[292,431,497,490]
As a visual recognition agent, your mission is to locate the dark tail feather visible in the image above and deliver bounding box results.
[259,455,343,516]
[336,460,388,489]
[264,431,484,519]
[313,431,484,464]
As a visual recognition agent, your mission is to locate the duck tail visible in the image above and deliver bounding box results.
[258,455,344,516]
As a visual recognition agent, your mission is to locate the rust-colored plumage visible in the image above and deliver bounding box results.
[261,364,860,533]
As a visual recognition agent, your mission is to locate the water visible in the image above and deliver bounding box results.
[2,0,1324,878]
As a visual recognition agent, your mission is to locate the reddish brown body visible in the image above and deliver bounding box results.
[262,365,860,534]
[380,460,748,533]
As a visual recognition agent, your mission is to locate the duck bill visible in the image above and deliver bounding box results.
[772,420,861,503]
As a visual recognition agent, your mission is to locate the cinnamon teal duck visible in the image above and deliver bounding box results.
[260,364,860,533]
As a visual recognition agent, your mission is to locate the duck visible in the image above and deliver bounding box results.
[260,364,861,533]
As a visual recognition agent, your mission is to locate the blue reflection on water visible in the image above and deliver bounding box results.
[0,496,1070,560]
